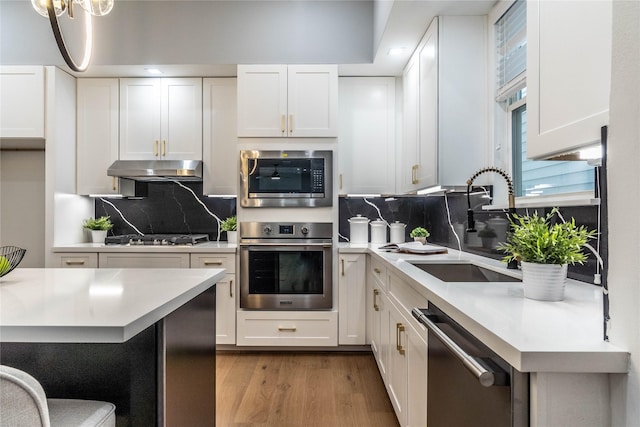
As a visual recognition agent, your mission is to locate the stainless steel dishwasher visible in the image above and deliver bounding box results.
[412,303,528,427]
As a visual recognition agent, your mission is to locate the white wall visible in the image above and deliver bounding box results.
[0,1,373,68]
[0,151,46,267]
[608,1,640,425]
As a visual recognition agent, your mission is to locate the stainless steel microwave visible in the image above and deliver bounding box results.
[239,150,333,208]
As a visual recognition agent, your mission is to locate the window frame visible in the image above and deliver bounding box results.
[489,1,598,208]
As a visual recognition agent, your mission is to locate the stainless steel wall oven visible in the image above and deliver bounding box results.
[239,222,332,310]
[239,150,332,208]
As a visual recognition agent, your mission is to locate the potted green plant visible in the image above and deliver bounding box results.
[409,227,430,245]
[221,216,237,243]
[82,216,113,243]
[497,208,596,301]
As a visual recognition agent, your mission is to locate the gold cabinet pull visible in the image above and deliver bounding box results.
[281,114,286,134]
[278,326,297,332]
[373,288,380,311]
[203,260,223,266]
[339,174,343,190]
[112,176,117,191]
[374,267,381,274]
[154,140,159,157]
[162,140,166,157]
[65,260,86,266]
[341,258,345,276]
[396,323,406,355]
[411,164,419,185]
[289,114,293,133]
[229,279,233,298]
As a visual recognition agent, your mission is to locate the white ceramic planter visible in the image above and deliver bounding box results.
[89,229,107,244]
[226,231,237,244]
[521,261,568,301]
[413,236,427,245]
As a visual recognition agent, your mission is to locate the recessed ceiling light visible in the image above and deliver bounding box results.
[388,47,408,56]
[145,68,163,75]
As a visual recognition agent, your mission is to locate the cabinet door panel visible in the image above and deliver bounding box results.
[339,77,396,195]
[400,56,420,193]
[338,254,366,345]
[161,78,202,160]
[77,78,119,195]
[0,66,45,138]
[417,19,438,188]
[120,78,161,160]
[288,65,338,137]
[203,78,238,195]
[237,65,287,137]
[527,0,611,158]
[387,303,408,426]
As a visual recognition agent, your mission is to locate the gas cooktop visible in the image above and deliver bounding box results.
[104,234,210,246]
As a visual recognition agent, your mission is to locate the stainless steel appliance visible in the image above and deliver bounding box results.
[239,222,332,309]
[104,233,209,246]
[239,150,332,208]
[412,303,528,427]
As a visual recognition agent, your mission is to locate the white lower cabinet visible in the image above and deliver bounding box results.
[97,253,190,268]
[366,255,429,427]
[236,310,338,347]
[338,253,366,344]
[367,257,389,377]
[191,253,236,345]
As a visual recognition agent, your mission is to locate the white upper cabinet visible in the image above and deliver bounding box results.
[399,16,488,193]
[203,78,238,196]
[338,77,396,195]
[119,78,202,160]
[527,0,611,159]
[76,78,119,195]
[237,64,338,137]
[0,66,45,139]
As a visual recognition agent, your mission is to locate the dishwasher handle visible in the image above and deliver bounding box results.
[412,308,499,387]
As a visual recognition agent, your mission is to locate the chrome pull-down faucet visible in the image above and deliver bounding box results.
[466,167,518,269]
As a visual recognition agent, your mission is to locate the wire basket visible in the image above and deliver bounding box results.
[0,246,26,278]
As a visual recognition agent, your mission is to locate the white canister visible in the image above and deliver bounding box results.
[389,222,406,244]
[370,219,387,245]
[348,215,370,244]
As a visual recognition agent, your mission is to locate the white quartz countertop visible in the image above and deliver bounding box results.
[0,268,225,343]
[53,242,236,253]
[339,243,629,374]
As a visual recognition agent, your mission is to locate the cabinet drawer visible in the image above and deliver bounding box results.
[98,253,189,268]
[369,256,388,290]
[389,271,428,330]
[236,311,338,347]
[56,254,98,268]
[190,253,235,273]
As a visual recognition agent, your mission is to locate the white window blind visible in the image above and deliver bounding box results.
[495,0,526,101]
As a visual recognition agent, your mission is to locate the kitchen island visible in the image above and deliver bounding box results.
[0,268,225,427]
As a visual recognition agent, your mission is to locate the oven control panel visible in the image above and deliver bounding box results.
[240,222,332,240]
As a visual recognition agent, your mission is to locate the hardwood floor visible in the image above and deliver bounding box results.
[216,352,400,427]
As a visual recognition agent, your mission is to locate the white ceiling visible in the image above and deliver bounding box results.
[0,0,495,77]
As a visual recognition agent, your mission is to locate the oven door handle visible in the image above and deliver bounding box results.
[412,308,498,387]
[239,243,332,248]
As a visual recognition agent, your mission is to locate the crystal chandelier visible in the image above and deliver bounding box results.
[31,0,114,72]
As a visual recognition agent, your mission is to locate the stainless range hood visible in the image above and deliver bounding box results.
[107,160,203,181]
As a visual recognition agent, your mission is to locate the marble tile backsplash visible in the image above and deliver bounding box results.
[339,193,602,284]
[95,182,236,241]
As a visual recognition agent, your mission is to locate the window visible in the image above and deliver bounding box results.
[495,0,595,198]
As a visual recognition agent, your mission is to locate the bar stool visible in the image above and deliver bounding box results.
[0,365,116,427]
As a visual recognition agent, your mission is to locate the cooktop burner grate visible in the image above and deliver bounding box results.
[104,234,209,246]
